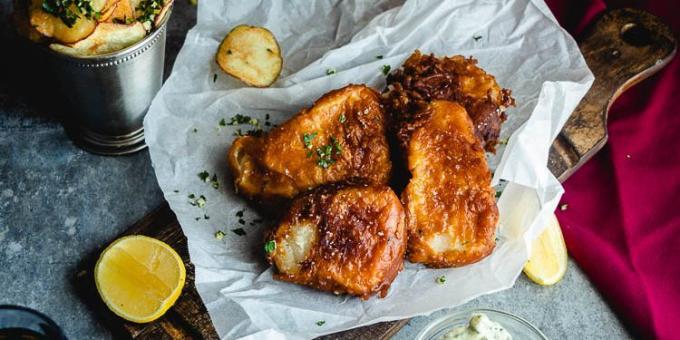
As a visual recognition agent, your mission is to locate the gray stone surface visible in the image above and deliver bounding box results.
[393,259,631,340]
[0,2,630,339]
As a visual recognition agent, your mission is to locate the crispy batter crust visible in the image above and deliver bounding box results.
[267,183,406,299]
[382,50,514,153]
[227,85,392,207]
[402,101,498,267]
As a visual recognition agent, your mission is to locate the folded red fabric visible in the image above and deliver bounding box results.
[545,0,680,339]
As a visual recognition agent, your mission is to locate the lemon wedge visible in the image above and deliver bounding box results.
[94,235,186,323]
[523,214,568,285]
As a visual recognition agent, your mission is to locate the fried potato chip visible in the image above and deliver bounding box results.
[91,0,109,11]
[153,0,173,28]
[96,0,122,22]
[11,0,46,43]
[106,0,135,23]
[29,0,97,43]
[216,25,282,87]
[49,22,146,57]
[129,0,143,12]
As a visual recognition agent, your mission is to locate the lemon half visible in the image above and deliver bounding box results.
[94,235,186,323]
[523,214,568,285]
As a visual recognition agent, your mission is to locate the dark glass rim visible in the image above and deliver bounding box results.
[0,305,66,339]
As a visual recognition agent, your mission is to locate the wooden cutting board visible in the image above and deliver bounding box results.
[75,8,675,340]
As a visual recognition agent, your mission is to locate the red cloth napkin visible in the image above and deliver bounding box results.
[545,0,680,339]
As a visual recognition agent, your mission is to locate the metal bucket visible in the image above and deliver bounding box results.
[44,10,172,156]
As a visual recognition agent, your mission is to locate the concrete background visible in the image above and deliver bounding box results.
[0,1,630,339]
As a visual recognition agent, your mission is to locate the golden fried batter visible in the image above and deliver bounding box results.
[266,183,406,299]
[402,101,498,268]
[228,85,391,207]
[383,51,514,153]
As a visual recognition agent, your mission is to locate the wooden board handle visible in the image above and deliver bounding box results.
[548,8,677,182]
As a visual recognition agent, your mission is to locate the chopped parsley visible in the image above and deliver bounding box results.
[223,114,262,136]
[495,191,502,198]
[136,0,164,23]
[306,136,342,169]
[473,35,483,41]
[214,230,225,240]
[316,320,326,326]
[226,114,259,127]
[302,132,317,149]
[213,74,217,82]
[173,190,179,193]
[230,209,265,231]
[330,137,342,153]
[41,0,100,28]
[198,171,210,182]
[204,214,210,220]
[210,174,219,189]
[231,228,246,236]
[339,114,346,124]
[198,171,219,189]
[326,68,336,75]
[193,128,198,133]
[381,64,391,75]
[264,240,276,254]
[436,275,446,285]
[316,145,335,169]
[376,55,383,59]
[188,194,206,208]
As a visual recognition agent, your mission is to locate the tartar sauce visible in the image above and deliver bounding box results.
[439,313,512,340]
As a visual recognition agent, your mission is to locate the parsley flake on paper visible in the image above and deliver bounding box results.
[188,194,206,208]
[198,171,210,182]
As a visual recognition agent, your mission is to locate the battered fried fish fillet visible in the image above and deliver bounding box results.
[266,183,406,299]
[228,85,391,207]
[383,50,515,153]
[402,100,498,268]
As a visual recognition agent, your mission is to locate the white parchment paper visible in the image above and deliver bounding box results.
[144,0,593,338]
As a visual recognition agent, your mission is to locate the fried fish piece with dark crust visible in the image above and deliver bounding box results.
[228,85,391,206]
[382,50,515,153]
[266,183,406,299]
[402,100,498,268]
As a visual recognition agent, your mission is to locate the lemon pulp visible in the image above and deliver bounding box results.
[94,235,186,323]
[523,214,568,286]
